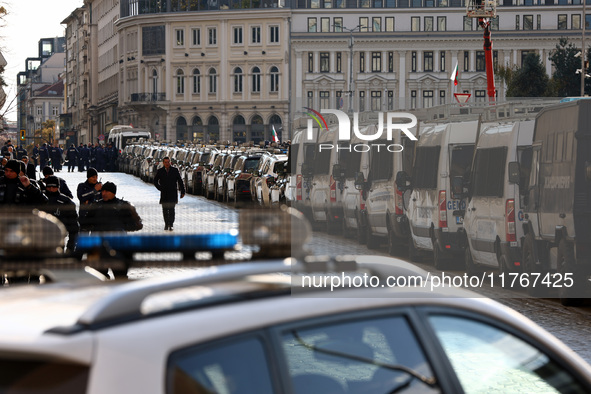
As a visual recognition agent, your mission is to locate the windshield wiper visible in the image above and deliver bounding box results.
[291,331,438,391]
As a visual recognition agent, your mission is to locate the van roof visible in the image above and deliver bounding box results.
[477,120,535,149]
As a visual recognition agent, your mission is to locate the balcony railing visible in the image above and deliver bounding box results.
[130,93,166,102]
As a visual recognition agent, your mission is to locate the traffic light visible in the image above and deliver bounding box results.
[19,129,25,141]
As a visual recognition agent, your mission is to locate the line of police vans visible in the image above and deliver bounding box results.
[288,100,591,305]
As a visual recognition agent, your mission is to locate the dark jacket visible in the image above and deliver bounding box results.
[154,166,185,204]
[0,176,48,205]
[41,191,80,234]
[77,180,102,230]
[26,163,36,180]
[88,197,142,232]
[66,147,79,161]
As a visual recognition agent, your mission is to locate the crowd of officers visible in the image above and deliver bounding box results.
[23,141,119,173]
[0,139,141,255]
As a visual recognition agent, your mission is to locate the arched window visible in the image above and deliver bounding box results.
[208,115,219,142]
[250,114,264,144]
[269,66,279,93]
[176,116,188,140]
[233,67,243,93]
[192,69,201,94]
[176,69,185,94]
[269,114,282,142]
[209,68,217,93]
[251,66,261,93]
[233,115,246,143]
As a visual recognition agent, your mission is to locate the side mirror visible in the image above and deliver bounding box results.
[332,163,347,179]
[452,176,465,199]
[395,171,411,192]
[354,172,365,190]
[508,162,520,184]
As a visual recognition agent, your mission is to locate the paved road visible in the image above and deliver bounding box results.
[53,169,591,363]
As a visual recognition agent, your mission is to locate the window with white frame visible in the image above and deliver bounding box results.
[252,66,261,93]
[359,90,365,112]
[192,69,201,94]
[36,106,43,115]
[321,18,330,32]
[307,91,313,108]
[308,18,317,32]
[320,91,330,109]
[208,27,217,45]
[372,17,381,32]
[52,106,59,116]
[191,28,201,46]
[464,16,473,31]
[424,51,433,72]
[233,67,243,93]
[175,29,184,46]
[176,69,185,94]
[270,25,279,43]
[270,66,279,92]
[233,27,243,44]
[423,90,434,108]
[209,68,217,93]
[359,17,369,32]
[371,91,382,111]
[251,26,261,44]
[334,18,343,32]
[372,52,381,72]
[475,90,486,102]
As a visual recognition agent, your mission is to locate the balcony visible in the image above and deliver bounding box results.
[130,93,165,102]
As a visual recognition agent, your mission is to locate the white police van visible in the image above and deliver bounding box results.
[107,125,151,152]
[399,121,480,268]
[462,120,535,276]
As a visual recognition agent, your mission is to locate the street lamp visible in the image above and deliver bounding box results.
[340,24,361,113]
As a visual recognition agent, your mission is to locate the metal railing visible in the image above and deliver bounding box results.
[130,93,166,103]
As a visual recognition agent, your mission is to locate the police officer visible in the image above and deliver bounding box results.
[0,160,47,205]
[16,145,27,160]
[21,155,36,180]
[39,166,73,199]
[50,144,61,172]
[80,144,90,172]
[95,144,106,172]
[39,143,49,169]
[41,175,79,253]
[66,144,79,172]
[77,167,102,231]
[32,144,40,168]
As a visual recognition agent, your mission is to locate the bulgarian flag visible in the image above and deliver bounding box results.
[271,125,280,143]
[450,61,459,86]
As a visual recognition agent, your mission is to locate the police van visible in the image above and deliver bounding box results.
[361,124,417,253]
[107,125,151,152]
[521,100,591,304]
[462,120,535,275]
[398,121,479,268]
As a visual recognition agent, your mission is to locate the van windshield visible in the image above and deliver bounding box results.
[413,146,440,189]
[122,135,148,149]
[338,144,363,178]
[472,147,507,197]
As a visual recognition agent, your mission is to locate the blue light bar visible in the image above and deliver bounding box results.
[77,232,238,252]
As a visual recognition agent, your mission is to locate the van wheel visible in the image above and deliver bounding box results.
[407,234,419,262]
[558,239,584,306]
[465,247,479,276]
[522,235,545,297]
[366,226,379,249]
[433,241,448,270]
[387,228,402,256]
[498,255,518,290]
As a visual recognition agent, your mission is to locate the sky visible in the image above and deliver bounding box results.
[1,0,83,122]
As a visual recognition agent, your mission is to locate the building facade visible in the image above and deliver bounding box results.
[60,0,587,143]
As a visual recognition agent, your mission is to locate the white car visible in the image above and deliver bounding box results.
[1,255,591,394]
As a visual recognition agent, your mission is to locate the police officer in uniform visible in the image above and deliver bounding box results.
[0,160,47,205]
[39,143,49,169]
[66,144,79,172]
[41,175,79,253]
[77,167,102,231]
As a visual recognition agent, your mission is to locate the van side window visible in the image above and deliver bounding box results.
[565,131,574,161]
[449,145,474,198]
[555,132,564,162]
[543,134,554,164]
[472,147,507,197]
[412,146,440,189]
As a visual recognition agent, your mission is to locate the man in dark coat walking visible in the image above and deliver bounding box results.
[154,156,185,231]
[41,176,80,253]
